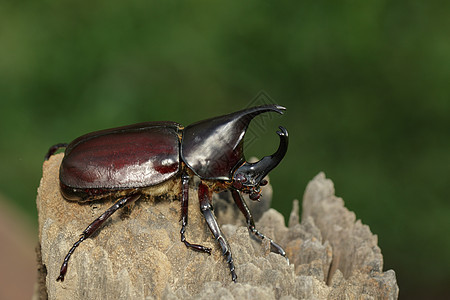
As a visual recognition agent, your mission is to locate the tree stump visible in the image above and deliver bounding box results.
[35,154,398,299]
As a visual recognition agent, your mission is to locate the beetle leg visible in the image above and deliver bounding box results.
[44,143,68,160]
[230,189,287,258]
[180,172,212,254]
[57,193,141,282]
[199,182,237,282]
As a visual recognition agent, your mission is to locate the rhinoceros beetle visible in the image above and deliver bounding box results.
[45,104,289,282]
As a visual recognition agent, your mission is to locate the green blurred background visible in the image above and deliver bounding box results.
[1,1,449,298]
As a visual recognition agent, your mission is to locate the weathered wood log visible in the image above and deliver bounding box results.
[36,154,398,299]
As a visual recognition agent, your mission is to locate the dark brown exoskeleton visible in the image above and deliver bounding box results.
[45,105,289,282]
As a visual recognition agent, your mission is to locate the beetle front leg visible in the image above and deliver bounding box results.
[57,193,141,282]
[180,172,212,254]
[199,182,237,282]
[230,189,286,258]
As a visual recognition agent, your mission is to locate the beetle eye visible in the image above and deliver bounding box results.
[260,179,268,186]
[232,172,249,190]
[234,173,246,182]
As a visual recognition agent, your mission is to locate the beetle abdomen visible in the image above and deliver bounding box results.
[60,123,181,190]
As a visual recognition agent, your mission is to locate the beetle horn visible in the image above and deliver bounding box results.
[235,126,289,186]
[181,104,286,180]
[236,105,286,128]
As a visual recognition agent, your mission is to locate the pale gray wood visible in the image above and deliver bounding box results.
[36,154,398,299]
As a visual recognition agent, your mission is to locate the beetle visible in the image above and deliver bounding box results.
[45,104,289,282]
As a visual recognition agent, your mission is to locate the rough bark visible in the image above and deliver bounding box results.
[36,154,398,299]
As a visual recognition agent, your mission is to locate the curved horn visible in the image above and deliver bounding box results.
[234,126,289,186]
[181,104,286,180]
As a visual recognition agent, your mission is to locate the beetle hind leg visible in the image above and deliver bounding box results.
[56,193,141,282]
[44,143,68,160]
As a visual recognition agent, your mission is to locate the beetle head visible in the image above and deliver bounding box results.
[232,126,288,200]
